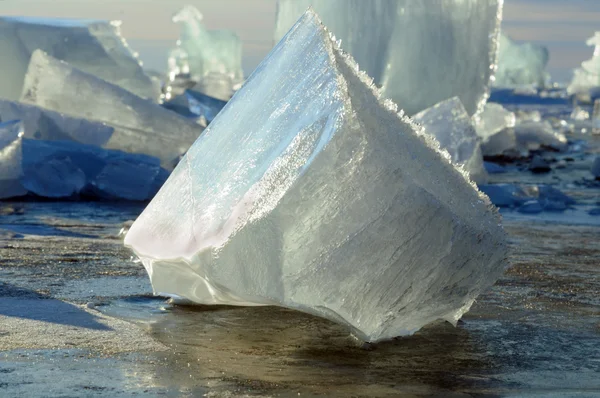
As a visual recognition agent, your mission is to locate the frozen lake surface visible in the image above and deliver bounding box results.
[0,95,599,397]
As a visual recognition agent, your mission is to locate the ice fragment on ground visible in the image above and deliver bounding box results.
[413,97,487,183]
[0,99,113,146]
[514,121,567,152]
[125,10,508,343]
[570,106,590,121]
[170,6,243,98]
[20,50,203,167]
[274,0,503,116]
[494,33,550,87]
[0,16,158,101]
[474,103,517,156]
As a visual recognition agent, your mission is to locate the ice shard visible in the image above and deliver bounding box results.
[125,10,508,343]
[163,90,227,124]
[0,16,158,101]
[0,120,167,200]
[494,33,550,87]
[0,121,27,199]
[413,97,487,184]
[473,103,518,156]
[20,50,204,167]
[568,32,600,97]
[170,5,243,98]
[0,99,113,146]
[274,0,503,116]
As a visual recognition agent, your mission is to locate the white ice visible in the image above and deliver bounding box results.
[0,99,113,146]
[20,50,203,168]
[494,33,550,87]
[0,16,158,101]
[568,32,600,97]
[473,103,517,156]
[274,0,502,116]
[125,10,508,343]
[169,6,243,99]
[514,121,567,153]
[413,97,487,184]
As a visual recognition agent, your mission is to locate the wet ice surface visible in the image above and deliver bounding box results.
[1,103,600,396]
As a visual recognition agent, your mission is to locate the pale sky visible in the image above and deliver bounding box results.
[1,0,599,82]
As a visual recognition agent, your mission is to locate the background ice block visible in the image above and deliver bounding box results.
[568,32,600,97]
[0,120,27,199]
[170,5,243,96]
[494,33,550,88]
[125,10,508,342]
[0,99,113,147]
[20,50,204,167]
[0,16,158,101]
[274,0,503,116]
[413,97,487,184]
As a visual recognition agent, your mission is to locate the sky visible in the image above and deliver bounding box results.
[1,0,599,83]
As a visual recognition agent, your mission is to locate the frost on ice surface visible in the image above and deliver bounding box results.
[274,0,503,116]
[413,97,487,184]
[20,50,203,167]
[0,16,158,101]
[0,120,166,200]
[568,32,600,97]
[494,33,550,88]
[169,5,243,98]
[125,10,508,343]
[0,99,113,147]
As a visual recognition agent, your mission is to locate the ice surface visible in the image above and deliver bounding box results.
[274,0,503,116]
[171,6,243,94]
[592,157,600,178]
[0,120,166,200]
[20,50,203,167]
[494,33,550,87]
[0,16,158,101]
[413,97,487,184]
[0,99,113,146]
[125,10,508,343]
[479,184,575,211]
[568,32,600,97]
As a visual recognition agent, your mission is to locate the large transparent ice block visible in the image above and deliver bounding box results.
[0,99,113,146]
[274,0,503,116]
[413,97,487,184]
[125,10,508,342]
[0,16,158,101]
[169,6,243,96]
[494,33,550,88]
[20,51,204,167]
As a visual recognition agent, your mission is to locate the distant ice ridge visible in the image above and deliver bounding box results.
[494,33,550,88]
[167,6,243,100]
[0,16,158,101]
[413,97,487,184]
[20,50,204,168]
[568,32,600,98]
[125,10,508,343]
[274,0,503,116]
[0,120,167,200]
